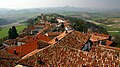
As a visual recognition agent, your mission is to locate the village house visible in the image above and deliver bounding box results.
[90,32,113,46]
[56,18,66,23]
[7,33,51,57]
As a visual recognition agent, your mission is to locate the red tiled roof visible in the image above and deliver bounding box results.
[18,36,34,43]
[48,30,73,45]
[7,39,38,58]
[7,32,51,58]
[4,39,17,45]
[37,40,50,49]
[37,25,52,34]
[0,48,19,59]
[18,44,120,67]
[90,33,109,42]
[53,30,90,50]
[99,44,120,51]
[36,33,52,42]
[106,40,113,46]
[17,31,120,67]
[46,32,62,37]
[18,31,91,66]
[93,32,109,38]
[0,48,20,67]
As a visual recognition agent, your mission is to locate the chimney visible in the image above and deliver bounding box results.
[31,30,33,35]
[14,49,18,55]
[55,38,58,41]
[65,30,68,33]
[99,40,102,44]
[45,33,48,36]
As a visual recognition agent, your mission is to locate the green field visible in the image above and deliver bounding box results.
[0,25,27,39]
[99,24,120,36]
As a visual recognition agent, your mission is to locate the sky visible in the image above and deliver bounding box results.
[0,0,120,9]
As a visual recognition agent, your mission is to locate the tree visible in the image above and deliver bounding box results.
[8,28,12,39]
[0,27,2,31]
[61,22,65,28]
[72,20,86,32]
[12,26,18,39]
[8,26,18,39]
[48,18,58,23]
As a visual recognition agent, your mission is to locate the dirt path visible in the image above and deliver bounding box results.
[108,31,119,32]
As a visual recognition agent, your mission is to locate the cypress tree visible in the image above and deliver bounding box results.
[8,28,12,39]
[8,26,18,39]
[61,22,65,28]
[12,26,18,39]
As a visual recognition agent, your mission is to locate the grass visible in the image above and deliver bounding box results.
[0,24,27,39]
[108,32,120,36]
[96,23,120,36]
[16,25,27,33]
[99,24,117,31]
[115,44,120,48]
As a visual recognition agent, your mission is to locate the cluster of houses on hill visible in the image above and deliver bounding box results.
[0,15,120,67]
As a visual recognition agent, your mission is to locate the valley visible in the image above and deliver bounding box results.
[0,7,120,48]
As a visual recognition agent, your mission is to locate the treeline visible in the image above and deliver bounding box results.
[63,16,108,34]
[112,35,120,48]
[23,14,66,25]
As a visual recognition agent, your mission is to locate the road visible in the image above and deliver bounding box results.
[85,20,101,25]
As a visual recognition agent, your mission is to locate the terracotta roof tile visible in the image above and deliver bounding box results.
[7,32,51,58]
[18,36,34,43]
[18,31,120,67]
[18,44,120,67]
[54,30,90,50]
[0,49,20,67]
[90,33,109,42]
[18,30,91,66]
[4,39,17,45]
[7,38,38,58]
[106,40,113,46]
[46,32,62,37]
[48,30,73,45]
[36,33,52,42]
[37,40,50,49]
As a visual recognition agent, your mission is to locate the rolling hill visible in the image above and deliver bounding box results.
[0,6,120,26]
[0,18,16,26]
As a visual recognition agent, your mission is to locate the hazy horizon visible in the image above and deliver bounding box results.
[0,0,120,9]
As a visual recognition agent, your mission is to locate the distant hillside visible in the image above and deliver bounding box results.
[0,7,120,26]
[0,18,16,26]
